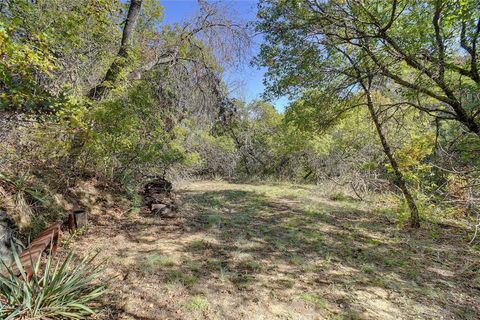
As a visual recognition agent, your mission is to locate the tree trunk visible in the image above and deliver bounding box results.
[88,0,143,100]
[68,0,143,169]
[366,92,421,228]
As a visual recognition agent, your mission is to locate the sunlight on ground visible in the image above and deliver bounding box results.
[71,181,480,320]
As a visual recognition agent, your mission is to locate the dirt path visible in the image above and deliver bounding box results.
[71,181,480,320]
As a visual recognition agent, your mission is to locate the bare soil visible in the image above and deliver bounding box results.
[69,181,480,320]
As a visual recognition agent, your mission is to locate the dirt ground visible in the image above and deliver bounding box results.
[69,181,480,320]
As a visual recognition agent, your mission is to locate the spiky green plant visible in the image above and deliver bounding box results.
[0,247,106,319]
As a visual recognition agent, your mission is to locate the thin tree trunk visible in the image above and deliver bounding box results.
[67,0,143,169]
[366,91,421,228]
[88,0,143,99]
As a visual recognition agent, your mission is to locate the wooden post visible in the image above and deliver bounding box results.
[73,209,88,229]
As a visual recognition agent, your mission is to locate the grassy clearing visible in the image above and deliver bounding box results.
[138,252,177,274]
[71,181,480,319]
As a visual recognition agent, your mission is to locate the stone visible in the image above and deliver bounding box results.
[0,210,24,267]
[151,203,167,211]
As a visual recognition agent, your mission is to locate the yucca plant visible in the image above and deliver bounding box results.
[0,247,106,319]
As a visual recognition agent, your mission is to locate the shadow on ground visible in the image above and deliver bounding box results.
[158,186,480,319]
[74,182,480,320]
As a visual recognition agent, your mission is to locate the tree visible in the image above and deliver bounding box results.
[0,0,121,113]
[290,0,480,136]
[255,0,423,227]
[88,0,143,99]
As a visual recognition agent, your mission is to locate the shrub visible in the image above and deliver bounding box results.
[0,249,106,319]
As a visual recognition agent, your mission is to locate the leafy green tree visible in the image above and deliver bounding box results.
[257,0,480,136]
[0,0,121,112]
[255,0,429,226]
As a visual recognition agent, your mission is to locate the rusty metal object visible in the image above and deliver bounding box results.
[67,213,76,234]
[9,222,61,280]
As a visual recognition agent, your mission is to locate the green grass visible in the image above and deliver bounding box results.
[165,270,198,286]
[289,255,305,265]
[189,239,213,250]
[206,214,222,227]
[299,293,328,309]
[184,296,209,312]
[139,252,176,274]
[176,181,479,319]
[360,264,376,274]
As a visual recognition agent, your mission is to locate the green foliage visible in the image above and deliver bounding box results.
[0,249,106,319]
[82,85,197,182]
[0,0,121,112]
[184,295,209,312]
[0,20,55,112]
[139,252,176,274]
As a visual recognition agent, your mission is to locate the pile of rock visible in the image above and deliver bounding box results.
[141,177,177,218]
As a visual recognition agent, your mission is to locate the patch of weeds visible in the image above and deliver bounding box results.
[259,224,270,234]
[184,296,209,312]
[340,246,366,260]
[189,239,213,250]
[185,260,203,273]
[300,263,319,273]
[237,260,263,273]
[206,214,222,227]
[473,276,480,289]
[370,278,388,289]
[406,268,419,281]
[193,194,223,208]
[231,273,256,290]
[301,230,325,243]
[205,258,226,271]
[304,209,325,217]
[275,278,295,289]
[270,238,287,251]
[383,256,408,268]
[165,270,198,287]
[395,201,411,225]
[60,227,86,249]
[364,238,382,246]
[299,293,327,309]
[163,282,182,291]
[336,309,367,320]
[324,251,338,263]
[419,286,438,299]
[283,194,298,201]
[329,192,356,202]
[139,253,176,274]
[360,264,376,274]
[289,255,305,266]
[284,216,302,229]
[219,266,231,282]
[429,226,442,240]
[231,213,253,227]
[127,191,143,217]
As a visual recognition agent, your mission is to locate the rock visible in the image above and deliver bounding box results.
[141,177,177,216]
[151,203,167,211]
[144,177,172,194]
[140,207,151,215]
[157,207,177,218]
[0,210,24,267]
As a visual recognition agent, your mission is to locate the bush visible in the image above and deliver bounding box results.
[0,249,106,319]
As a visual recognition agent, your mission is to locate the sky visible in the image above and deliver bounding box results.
[160,0,290,111]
